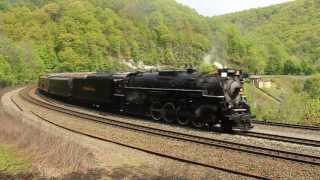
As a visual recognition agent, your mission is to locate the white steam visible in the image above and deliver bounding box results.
[202,53,225,69]
[214,62,224,69]
[202,33,230,69]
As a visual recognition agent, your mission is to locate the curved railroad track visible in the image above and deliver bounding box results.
[15,88,320,148]
[34,88,320,148]
[252,120,320,131]
[16,87,320,168]
[11,87,270,180]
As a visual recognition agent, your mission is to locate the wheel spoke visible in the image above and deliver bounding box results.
[162,102,176,123]
[177,106,192,126]
[150,102,163,121]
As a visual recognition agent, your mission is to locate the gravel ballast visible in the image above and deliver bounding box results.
[2,88,247,179]
[31,88,320,158]
[5,88,320,179]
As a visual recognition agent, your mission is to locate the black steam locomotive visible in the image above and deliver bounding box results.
[38,68,252,131]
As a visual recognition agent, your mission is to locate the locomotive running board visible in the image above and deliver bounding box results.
[113,94,125,97]
[124,86,203,92]
[202,94,225,98]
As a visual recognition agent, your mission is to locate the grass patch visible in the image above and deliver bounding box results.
[259,76,307,100]
[0,100,96,177]
[245,75,320,126]
[244,83,280,121]
[245,81,306,124]
[0,145,30,174]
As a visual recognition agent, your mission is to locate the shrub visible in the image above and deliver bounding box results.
[304,74,320,98]
[198,63,217,75]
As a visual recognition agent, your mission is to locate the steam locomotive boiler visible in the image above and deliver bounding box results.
[38,68,252,132]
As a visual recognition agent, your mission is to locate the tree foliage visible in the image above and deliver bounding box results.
[0,0,214,85]
[216,0,320,75]
[304,75,320,98]
[198,63,217,75]
[0,0,319,86]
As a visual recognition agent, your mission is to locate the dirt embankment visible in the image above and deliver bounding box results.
[0,88,97,179]
[1,88,225,180]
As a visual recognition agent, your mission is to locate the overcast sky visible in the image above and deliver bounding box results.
[176,0,292,16]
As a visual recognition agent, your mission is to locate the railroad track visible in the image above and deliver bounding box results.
[17,87,320,168]
[252,120,320,131]
[20,93,320,148]
[12,87,269,180]
[37,89,320,148]
[242,131,320,147]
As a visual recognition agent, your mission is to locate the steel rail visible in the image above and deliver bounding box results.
[30,111,269,180]
[11,90,268,179]
[19,87,320,167]
[242,131,320,147]
[252,120,320,131]
[10,96,23,111]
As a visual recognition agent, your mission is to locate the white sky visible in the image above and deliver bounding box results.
[176,0,293,16]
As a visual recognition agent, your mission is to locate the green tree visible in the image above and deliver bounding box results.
[198,63,217,75]
[58,47,87,72]
[162,48,175,65]
[304,75,320,98]
[0,2,8,11]
[0,56,15,86]
[283,60,301,75]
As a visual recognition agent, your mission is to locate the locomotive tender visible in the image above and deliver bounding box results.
[38,68,252,131]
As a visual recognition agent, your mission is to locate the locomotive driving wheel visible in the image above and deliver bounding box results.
[150,102,163,121]
[221,119,233,132]
[191,118,205,128]
[162,102,177,123]
[191,106,217,129]
[176,106,192,126]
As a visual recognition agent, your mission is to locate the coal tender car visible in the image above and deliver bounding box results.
[38,68,252,131]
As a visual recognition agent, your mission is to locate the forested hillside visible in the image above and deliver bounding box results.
[214,0,320,75]
[0,0,211,85]
[0,0,319,86]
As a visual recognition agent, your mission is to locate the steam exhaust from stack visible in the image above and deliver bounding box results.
[203,54,225,69]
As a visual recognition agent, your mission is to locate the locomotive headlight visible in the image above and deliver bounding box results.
[240,88,244,95]
[221,72,228,78]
